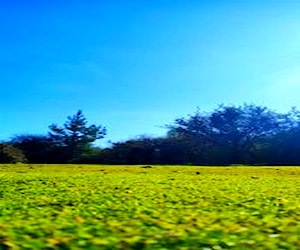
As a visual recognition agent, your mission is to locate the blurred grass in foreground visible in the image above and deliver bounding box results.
[0,164,299,249]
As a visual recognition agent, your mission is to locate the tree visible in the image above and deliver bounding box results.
[267,126,300,165]
[101,136,158,164]
[49,110,106,162]
[0,143,27,163]
[100,136,190,165]
[168,104,287,164]
[10,135,55,163]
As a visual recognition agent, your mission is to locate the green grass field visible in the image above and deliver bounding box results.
[0,164,299,249]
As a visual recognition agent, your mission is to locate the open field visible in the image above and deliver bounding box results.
[0,164,299,249]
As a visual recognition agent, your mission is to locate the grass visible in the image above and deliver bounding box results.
[0,164,299,249]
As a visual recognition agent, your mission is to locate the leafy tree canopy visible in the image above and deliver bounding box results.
[168,104,298,164]
[49,110,106,162]
[11,135,54,163]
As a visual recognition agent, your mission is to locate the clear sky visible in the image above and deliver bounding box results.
[1,0,300,146]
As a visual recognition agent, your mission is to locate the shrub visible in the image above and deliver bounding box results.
[0,143,27,163]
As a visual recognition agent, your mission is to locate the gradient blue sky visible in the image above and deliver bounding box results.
[1,0,300,146]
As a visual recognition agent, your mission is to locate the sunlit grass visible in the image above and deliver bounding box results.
[0,164,299,249]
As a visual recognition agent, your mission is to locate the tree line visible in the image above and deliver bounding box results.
[2,104,300,165]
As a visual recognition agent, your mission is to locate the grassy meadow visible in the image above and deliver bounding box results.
[0,164,299,249]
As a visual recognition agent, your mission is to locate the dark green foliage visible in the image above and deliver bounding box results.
[102,136,192,165]
[0,143,26,163]
[102,104,300,165]
[48,110,106,162]
[10,111,106,164]
[168,104,296,165]
[267,128,300,165]
[11,135,55,163]
[6,104,300,165]
[101,137,158,164]
[70,147,104,164]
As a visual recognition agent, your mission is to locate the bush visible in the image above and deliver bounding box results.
[0,143,27,163]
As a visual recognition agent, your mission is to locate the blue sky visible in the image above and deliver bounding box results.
[1,0,300,146]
